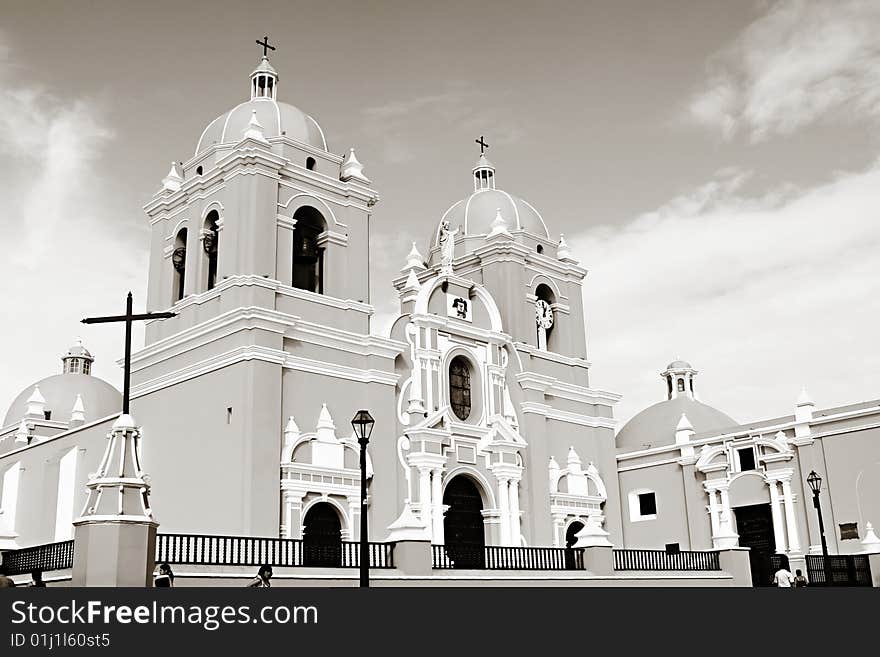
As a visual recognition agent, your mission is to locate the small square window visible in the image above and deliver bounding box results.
[839,523,859,540]
[738,448,756,472]
[638,492,657,516]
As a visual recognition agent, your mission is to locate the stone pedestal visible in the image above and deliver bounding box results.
[868,553,880,588]
[392,540,432,576]
[581,545,614,576]
[70,413,159,587]
[717,547,752,587]
[72,519,158,587]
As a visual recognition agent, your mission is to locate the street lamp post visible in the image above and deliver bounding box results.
[351,410,375,588]
[806,470,833,586]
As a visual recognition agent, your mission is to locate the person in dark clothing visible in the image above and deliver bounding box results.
[247,564,273,587]
[154,563,175,588]
[29,570,46,587]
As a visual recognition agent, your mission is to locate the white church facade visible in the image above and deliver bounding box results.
[1,51,878,584]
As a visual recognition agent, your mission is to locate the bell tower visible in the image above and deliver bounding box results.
[129,44,402,539]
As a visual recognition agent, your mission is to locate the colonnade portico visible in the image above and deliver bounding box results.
[703,470,802,556]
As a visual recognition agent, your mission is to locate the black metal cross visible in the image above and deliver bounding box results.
[256,35,276,57]
[81,292,176,415]
[475,135,489,154]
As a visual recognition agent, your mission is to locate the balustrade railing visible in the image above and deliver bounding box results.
[612,548,721,571]
[155,534,393,569]
[1,540,74,576]
[432,544,584,570]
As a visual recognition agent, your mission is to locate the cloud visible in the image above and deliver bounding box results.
[360,84,524,163]
[576,163,880,426]
[688,0,880,140]
[0,37,147,422]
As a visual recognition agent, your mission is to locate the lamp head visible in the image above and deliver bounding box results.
[351,410,375,444]
[806,470,822,496]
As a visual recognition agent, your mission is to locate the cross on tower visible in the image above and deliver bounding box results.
[82,292,176,415]
[475,135,489,155]
[256,35,276,57]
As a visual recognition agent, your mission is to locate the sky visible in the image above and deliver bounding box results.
[0,0,878,426]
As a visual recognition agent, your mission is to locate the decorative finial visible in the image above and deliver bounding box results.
[557,233,574,261]
[340,148,371,183]
[25,385,46,419]
[475,135,489,154]
[317,403,335,431]
[243,110,268,143]
[402,242,425,272]
[488,208,511,238]
[162,161,183,192]
[862,522,880,553]
[14,419,30,444]
[797,386,814,407]
[70,394,86,424]
[676,412,694,432]
[404,268,421,291]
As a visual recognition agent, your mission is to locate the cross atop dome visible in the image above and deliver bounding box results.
[250,36,279,100]
[256,35,276,57]
[473,152,496,191]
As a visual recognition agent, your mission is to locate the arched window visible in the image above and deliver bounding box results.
[172,228,187,302]
[196,165,203,176]
[449,356,472,421]
[306,157,316,171]
[292,206,327,293]
[534,283,556,351]
[677,378,686,393]
[202,211,220,291]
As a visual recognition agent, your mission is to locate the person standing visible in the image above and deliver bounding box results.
[794,569,808,587]
[773,564,795,587]
[29,570,46,587]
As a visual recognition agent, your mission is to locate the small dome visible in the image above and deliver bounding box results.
[616,397,736,451]
[195,99,327,156]
[666,359,693,370]
[4,374,121,428]
[435,189,548,245]
[64,338,92,359]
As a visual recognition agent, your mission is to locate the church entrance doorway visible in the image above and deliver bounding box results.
[442,476,485,568]
[564,521,585,569]
[303,502,342,567]
[734,503,776,587]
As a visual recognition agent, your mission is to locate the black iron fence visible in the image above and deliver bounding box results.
[155,534,394,569]
[805,554,872,586]
[0,540,74,576]
[432,544,584,570]
[613,549,721,571]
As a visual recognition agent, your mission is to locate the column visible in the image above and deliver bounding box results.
[707,488,720,536]
[431,467,444,544]
[509,479,521,547]
[781,479,801,553]
[719,488,733,533]
[282,492,294,538]
[768,480,787,554]
[497,476,511,546]
[346,499,359,541]
[552,514,566,548]
[418,467,432,540]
